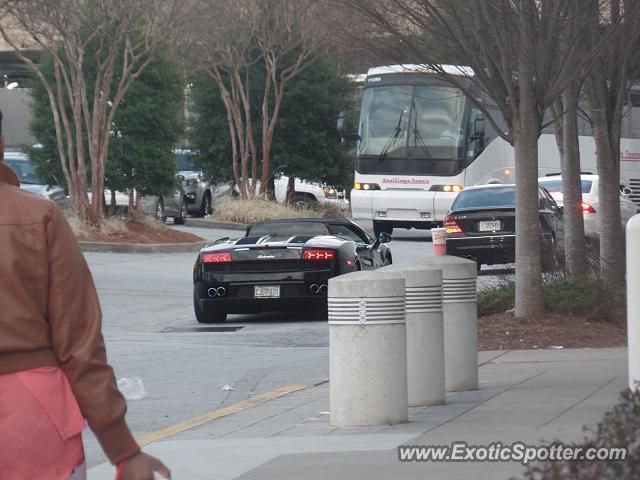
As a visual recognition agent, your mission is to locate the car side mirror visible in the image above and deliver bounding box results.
[177,174,185,182]
[622,187,633,196]
[378,232,393,244]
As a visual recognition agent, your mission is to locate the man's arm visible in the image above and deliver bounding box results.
[45,205,140,464]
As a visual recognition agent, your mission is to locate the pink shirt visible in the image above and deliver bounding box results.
[0,366,86,479]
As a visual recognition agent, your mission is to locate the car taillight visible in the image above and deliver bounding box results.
[444,216,463,234]
[581,202,596,214]
[430,184,463,193]
[203,252,232,263]
[303,249,335,261]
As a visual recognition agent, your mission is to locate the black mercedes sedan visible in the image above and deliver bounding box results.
[444,184,564,271]
[193,218,393,323]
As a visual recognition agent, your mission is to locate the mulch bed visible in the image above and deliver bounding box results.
[479,311,627,350]
[77,221,205,244]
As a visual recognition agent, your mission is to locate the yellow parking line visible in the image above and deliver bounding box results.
[136,384,311,447]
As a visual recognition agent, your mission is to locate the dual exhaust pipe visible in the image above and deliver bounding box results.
[207,287,227,298]
[309,284,328,295]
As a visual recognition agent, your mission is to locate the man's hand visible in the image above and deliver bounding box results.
[121,452,171,480]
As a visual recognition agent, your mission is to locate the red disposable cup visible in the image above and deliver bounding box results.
[431,228,447,256]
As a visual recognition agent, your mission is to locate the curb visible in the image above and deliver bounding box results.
[186,218,248,230]
[79,241,206,254]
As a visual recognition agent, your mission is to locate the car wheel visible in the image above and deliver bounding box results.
[193,291,227,324]
[155,197,165,223]
[373,220,393,239]
[199,193,212,217]
[174,198,188,225]
[294,193,317,209]
[542,236,559,273]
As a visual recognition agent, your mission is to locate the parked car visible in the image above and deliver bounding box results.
[3,152,67,209]
[192,218,392,323]
[233,176,349,209]
[104,176,188,224]
[445,184,565,271]
[538,174,639,239]
[176,150,232,217]
[273,176,349,209]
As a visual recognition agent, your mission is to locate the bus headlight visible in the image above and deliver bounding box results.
[354,183,381,191]
[430,184,462,193]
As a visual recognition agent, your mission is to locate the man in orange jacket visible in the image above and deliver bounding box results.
[0,112,171,479]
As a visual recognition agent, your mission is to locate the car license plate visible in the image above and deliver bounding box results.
[254,285,280,298]
[479,220,501,232]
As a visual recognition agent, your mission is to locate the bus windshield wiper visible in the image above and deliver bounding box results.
[410,99,432,160]
[378,110,405,163]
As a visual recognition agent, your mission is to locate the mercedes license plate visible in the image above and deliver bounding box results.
[254,285,280,298]
[479,220,501,232]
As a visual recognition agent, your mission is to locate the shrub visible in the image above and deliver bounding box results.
[477,281,515,316]
[477,276,625,319]
[543,277,625,321]
[523,389,640,480]
[209,197,346,224]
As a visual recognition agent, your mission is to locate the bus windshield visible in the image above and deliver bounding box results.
[356,84,468,176]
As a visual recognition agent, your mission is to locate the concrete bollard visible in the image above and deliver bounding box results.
[627,214,640,391]
[431,228,447,256]
[426,256,478,392]
[328,271,408,426]
[379,265,445,407]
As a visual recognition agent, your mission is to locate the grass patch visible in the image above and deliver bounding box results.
[208,197,346,224]
[477,276,625,320]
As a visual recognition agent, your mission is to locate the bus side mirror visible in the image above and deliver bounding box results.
[474,113,486,137]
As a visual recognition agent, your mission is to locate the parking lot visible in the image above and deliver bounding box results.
[81,222,512,466]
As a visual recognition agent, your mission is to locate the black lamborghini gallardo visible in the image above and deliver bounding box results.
[193,218,393,323]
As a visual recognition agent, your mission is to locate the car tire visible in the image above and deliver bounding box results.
[193,291,227,324]
[198,192,212,217]
[294,193,317,209]
[174,198,188,225]
[373,220,393,239]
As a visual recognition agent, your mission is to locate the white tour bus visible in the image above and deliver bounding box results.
[351,65,640,237]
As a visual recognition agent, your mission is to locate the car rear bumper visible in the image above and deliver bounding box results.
[446,234,516,265]
[195,271,332,314]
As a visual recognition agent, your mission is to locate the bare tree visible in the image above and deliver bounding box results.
[584,0,640,287]
[346,0,591,317]
[188,0,323,198]
[0,0,193,225]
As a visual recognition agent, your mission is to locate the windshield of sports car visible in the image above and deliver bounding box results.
[356,84,468,176]
[4,157,44,185]
[247,221,370,243]
[452,187,517,210]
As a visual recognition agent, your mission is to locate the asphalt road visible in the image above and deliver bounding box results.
[82,222,512,466]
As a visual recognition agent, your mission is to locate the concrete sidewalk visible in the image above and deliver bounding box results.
[89,348,627,480]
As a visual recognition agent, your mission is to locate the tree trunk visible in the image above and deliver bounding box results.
[591,107,625,286]
[286,175,296,206]
[560,84,588,277]
[513,116,545,318]
[109,189,117,217]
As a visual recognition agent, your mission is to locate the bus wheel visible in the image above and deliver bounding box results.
[373,220,393,239]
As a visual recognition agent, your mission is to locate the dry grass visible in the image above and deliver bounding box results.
[208,197,347,224]
[66,214,203,243]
